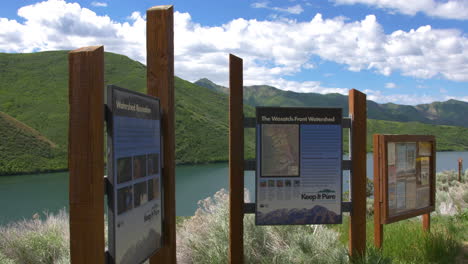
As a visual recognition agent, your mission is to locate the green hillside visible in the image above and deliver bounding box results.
[195,79,468,127]
[367,119,468,152]
[0,51,467,175]
[0,112,66,175]
[0,51,255,174]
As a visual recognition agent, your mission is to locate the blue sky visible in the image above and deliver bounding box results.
[1,0,467,105]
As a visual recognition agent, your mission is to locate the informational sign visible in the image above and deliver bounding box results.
[375,135,435,224]
[107,85,163,264]
[255,107,342,225]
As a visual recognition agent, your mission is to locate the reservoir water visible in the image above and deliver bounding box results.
[1,151,467,225]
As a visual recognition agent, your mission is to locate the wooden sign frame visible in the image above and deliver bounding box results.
[373,134,435,248]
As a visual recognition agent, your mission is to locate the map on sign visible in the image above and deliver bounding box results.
[256,107,343,226]
[261,124,299,177]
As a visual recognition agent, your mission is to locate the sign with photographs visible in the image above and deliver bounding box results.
[255,107,342,225]
[375,135,435,224]
[107,85,163,264]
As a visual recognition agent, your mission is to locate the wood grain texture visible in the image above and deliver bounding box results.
[147,5,176,264]
[423,213,430,231]
[348,89,367,258]
[229,54,244,264]
[373,134,383,249]
[68,46,105,264]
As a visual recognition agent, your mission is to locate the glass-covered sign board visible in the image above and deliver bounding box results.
[106,85,163,264]
[255,107,342,225]
[374,135,435,224]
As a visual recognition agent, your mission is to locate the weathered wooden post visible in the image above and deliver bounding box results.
[348,89,367,258]
[229,54,244,264]
[68,46,105,263]
[459,158,463,182]
[147,5,177,264]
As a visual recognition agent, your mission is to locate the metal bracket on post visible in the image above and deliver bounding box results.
[103,176,111,196]
[342,160,352,171]
[342,117,352,129]
[243,117,256,128]
[244,203,256,214]
[244,159,256,171]
[342,202,353,213]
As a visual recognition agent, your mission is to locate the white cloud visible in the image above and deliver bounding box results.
[0,0,467,104]
[91,2,107,7]
[251,1,304,14]
[331,0,468,20]
[385,82,397,88]
[251,1,269,9]
[364,89,468,105]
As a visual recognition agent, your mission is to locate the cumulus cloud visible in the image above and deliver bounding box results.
[0,0,467,104]
[331,0,468,20]
[385,82,397,88]
[364,89,466,105]
[251,1,304,14]
[91,2,107,7]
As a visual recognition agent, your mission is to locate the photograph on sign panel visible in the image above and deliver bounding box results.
[261,124,299,177]
[117,186,133,215]
[388,183,396,212]
[396,143,407,175]
[117,157,132,184]
[396,180,406,211]
[134,181,148,208]
[419,142,432,156]
[148,153,159,175]
[416,186,430,208]
[418,157,430,186]
[133,155,147,179]
[387,142,396,165]
[149,177,160,201]
[405,178,417,210]
[406,143,416,173]
[396,143,416,176]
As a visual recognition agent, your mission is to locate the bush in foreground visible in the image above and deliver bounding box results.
[0,210,69,264]
[176,189,348,264]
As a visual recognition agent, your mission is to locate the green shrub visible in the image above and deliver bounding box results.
[0,210,69,264]
[177,189,348,264]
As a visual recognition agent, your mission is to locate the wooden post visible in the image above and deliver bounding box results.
[349,89,367,258]
[422,213,430,231]
[459,158,463,182]
[68,46,105,264]
[373,135,383,249]
[147,5,176,264]
[229,54,244,264]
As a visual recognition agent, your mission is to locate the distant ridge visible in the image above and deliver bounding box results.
[195,78,468,128]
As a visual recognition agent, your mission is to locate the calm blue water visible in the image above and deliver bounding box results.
[0,151,466,225]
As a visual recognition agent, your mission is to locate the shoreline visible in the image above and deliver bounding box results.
[1,149,467,176]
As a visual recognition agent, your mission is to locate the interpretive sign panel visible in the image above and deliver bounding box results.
[107,85,163,264]
[255,107,342,225]
[376,135,435,224]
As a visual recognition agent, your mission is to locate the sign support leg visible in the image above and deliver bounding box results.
[147,5,176,264]
[68,46,105,264]
[229,54,244,264]
[423,213,430,232]
[348,89,367,258]
[373,135,383,249]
